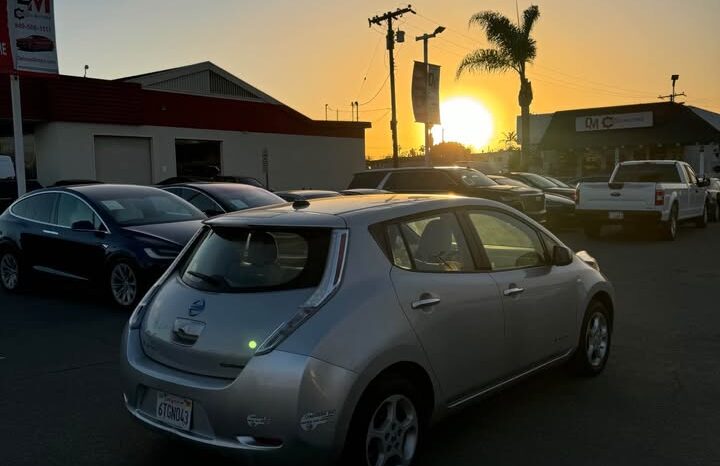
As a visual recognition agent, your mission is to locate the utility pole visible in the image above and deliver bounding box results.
[416,26,445,167]
[325,104,328,120]
[658,74,686,103]
[369,5,416,167]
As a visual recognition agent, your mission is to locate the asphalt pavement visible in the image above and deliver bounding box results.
[1,222,719,466]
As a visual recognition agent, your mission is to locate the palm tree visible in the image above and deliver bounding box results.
[457,5,540,165]
[499,130,519,150]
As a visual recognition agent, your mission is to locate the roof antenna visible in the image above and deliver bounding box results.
[83,65,89,78]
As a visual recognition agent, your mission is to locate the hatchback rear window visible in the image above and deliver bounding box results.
[181,227,330,292]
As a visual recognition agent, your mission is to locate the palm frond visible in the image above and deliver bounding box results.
[468,11,520,54]
[456,49,517,79]
[522,5,540,36]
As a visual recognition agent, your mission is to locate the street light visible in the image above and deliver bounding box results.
[416,26,445,166]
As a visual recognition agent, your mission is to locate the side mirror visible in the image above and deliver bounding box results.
[697,178,710,188]
[552,245,573,266]
[71,220,96,231]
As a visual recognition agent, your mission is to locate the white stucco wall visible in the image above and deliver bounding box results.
[34,122,366,190]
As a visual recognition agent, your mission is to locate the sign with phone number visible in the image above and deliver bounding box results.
[0,0,58,74]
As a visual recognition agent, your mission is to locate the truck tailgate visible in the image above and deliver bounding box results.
[578,182,657,210]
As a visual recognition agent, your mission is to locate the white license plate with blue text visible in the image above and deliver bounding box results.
[156,392,193,431]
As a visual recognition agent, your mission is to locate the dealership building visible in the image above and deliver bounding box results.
[520,102,720,178]
[0,62,370,190]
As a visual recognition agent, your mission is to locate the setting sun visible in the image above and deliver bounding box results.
[431,98,494,151]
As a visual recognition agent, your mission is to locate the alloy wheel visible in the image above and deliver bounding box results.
[111,263,138,306]
[670,211,677,238]
[586,312,609,368]
[366,394,419,466]
[0,253,19,290]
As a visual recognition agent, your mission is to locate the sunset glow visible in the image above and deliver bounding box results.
[431,98,494,151]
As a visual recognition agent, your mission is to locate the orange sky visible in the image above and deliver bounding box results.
[56,1,720,159]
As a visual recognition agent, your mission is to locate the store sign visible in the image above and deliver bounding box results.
[576,111,653,132]
[0,0,58,74]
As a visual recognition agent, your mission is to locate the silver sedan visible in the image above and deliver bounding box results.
[121,194,614,465]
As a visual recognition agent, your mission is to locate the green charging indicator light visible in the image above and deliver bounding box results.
[248,340,258,350]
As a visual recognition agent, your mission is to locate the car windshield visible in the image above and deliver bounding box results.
[205,185,285,210]
[613,164,681,183]
[94,190,205,226]
[493,176,529,188]
[453,169,496,187]
[181,227,330,292]
[520,173,557,189]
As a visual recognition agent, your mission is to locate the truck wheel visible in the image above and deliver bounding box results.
[696,204,708,228]
[660,204,678,241]
[583,223,602,238]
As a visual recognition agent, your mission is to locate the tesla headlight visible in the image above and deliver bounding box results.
[144,247,179,260]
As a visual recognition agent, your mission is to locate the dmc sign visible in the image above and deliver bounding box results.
[576,111,653,132]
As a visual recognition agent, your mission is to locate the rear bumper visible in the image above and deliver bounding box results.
[576,209,663,224]
[121,327,357,464]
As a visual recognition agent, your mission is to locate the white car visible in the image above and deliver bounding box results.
[576,160,710,240]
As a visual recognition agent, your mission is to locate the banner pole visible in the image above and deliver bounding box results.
[10,73,25,197]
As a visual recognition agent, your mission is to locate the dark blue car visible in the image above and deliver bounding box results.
[0,184,206,308]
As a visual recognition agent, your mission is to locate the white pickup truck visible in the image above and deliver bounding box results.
[576,160,710,240]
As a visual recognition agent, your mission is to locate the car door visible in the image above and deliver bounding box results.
[465,208,577,371]
[10,192,60,271]
[683,164,703,217]
[51,193,109,280]
[388,210,507,402]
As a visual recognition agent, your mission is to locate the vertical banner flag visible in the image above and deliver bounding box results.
[411,61,441,125]
[2,0,58,74]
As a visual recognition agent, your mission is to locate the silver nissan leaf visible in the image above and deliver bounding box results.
[121,194,614,465]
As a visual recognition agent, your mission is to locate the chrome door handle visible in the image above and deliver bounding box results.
[503,287,525,297]
[411,297,441,309]
[42,229,59,236]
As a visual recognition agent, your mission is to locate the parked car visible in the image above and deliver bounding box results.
[576,160,709,240]
[503,172,577,199]
[707,178,720,222]
[157,176,266,189]
[16,35,55,52]
[544,176,574,189]
[50,180,104,187]
[565,175,610,188]
[161,182,285,216]
[275,189,342,201]
[121,194,614,465]
[0,155,43,212]
[489,175,576,227]
[348,167,547,223]
[0,184,206,307]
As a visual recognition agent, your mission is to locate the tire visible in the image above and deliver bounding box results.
[108,259,142,309]
[711,200,720,223]
[660,204,678,241]
[0,249,26,292]
[583,223,602,238]
[343,375,427,466]
[696,204,708,228]
[570,300,612,376]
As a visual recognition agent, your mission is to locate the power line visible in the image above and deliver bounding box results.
[358,74,390,106]
[355,35,384,100]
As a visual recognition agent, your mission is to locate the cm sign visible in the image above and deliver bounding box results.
[576,112,653,132]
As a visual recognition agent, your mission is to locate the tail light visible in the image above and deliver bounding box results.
[256,229,349,355]
[655,190,665,206]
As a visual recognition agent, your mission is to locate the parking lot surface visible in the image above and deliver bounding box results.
[1,224,719,466]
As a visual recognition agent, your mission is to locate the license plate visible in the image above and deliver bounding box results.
[608,211,624,220]
[156,392,193,431]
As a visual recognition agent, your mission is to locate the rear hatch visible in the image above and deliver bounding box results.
[141,225,332,379]
[578,182,657,210]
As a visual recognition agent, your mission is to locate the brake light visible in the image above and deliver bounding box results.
[655,190,665,206]
[255,229,349,355]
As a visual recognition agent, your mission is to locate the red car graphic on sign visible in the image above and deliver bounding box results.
[16,35,54,52]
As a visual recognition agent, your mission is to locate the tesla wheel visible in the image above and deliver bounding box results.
[109,260,141,309]
[345,376,426,466]
[0,250,24,292]
[696,204,708,228]
[660,204,678,241]
[570,300,612,376]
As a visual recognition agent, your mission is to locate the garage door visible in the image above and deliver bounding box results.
[94,136,152,185]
